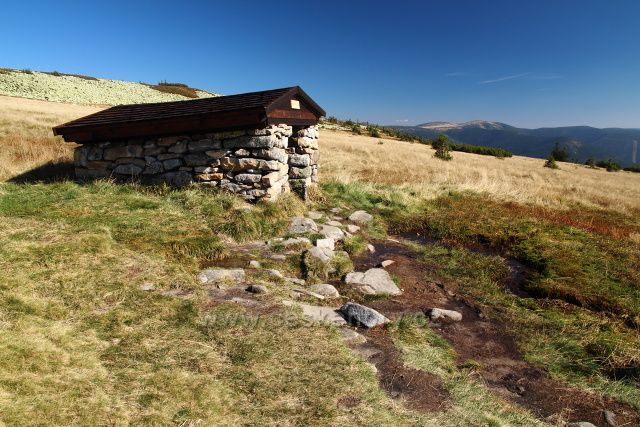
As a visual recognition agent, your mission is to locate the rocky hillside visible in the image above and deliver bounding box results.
[0,68,218,105]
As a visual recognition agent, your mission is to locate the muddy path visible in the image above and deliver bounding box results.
[348,237,640,426]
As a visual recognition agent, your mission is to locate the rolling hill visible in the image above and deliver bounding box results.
[391,120,640,166]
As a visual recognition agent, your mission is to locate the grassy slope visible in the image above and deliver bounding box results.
[1,96,639,424]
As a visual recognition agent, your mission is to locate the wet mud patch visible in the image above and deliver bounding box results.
[349,237,640,426]
[347,327,450,412]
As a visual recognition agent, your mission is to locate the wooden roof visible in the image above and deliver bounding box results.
[53,86,326,143]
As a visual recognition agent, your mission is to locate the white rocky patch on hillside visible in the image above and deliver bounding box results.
[0,70,218,105]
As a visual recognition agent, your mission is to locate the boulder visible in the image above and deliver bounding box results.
[349,210,373,223]
[246,284,267,294]
[305,246,334,265]
[346,224,360,233]
[325,220,343,227]
[567,423,596,427]
[198,268,245,286]
[339,302,389,328]
[248,260,261,269]
[319,224,345,241]
[379,260,395,268]
[288,217,318,234]
[315,238,335,251]
[345,268,401,295]
[427,308,463,322]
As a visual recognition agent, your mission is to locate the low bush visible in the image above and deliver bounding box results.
[449,143,512,158]
[433,134,453,161]
[544,157,559,169]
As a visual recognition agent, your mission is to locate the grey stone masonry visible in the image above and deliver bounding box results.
[73,124,319,202]
[287,125,320,199]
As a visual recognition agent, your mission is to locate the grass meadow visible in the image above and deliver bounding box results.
[1,95,639,425]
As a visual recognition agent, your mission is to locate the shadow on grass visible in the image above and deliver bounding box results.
[8,161,75,183]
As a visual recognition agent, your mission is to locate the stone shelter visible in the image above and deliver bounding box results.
[53,86,325,201]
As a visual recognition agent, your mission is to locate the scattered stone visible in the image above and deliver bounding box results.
[288,216,318,234]
[427,308,463,322]
[349,210,373,223]
[319,224,345,240]
[325,220,343,227]
[308,283,340,298]
[270,254,287,261]
[139,282,155,292]
[198,268,245,285]
[379,260,395,268]
[246,284,267,294]
[331,216,344,221]
[339,302,389,328]
[346,224,360,233]
[305,246,334,265]
[340,328,367,345]
[345,268,401,295]
[307,210,323,220]
[292,288,325,300]
[265,269,284,279]
[604,410,617,426]
[248,260,261,269]
[315,238,335,251]
[279,237,312,249]
[367,244,375,253]
[282,300,346,325]
[567,423,596,427]
[330,207,342,214]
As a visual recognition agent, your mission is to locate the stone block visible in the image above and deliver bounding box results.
[253,147,288,163]
[234,173,262,184]
[115,157,146,167]
[290,166,312,178]
[168,141,188,154]
[188,139,222,152]
[184,153,211,166]
[143,161,164,175]
[289,153,311,167]
[157,136,188,146]
[104,144,143,160]
[113,164,143,175]
[163,158,182,170]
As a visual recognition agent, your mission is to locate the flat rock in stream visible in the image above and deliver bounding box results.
[308,283,340,298]
[339,302,389,328]
[345,268,401,295]
[282,300,346,325]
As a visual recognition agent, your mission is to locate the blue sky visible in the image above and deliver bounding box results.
[2,0,639,128]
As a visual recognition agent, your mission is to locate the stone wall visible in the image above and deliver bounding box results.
[73,124,319,202]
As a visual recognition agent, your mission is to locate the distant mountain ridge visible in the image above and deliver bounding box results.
[391,120,640,166]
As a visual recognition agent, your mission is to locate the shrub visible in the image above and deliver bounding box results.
[550,142,570,162]
[623,165,640,173]
[432,134,453,161]
[158,81,189,88]
[544,156,559,169]
[595,159,621,172]
[367,126,381,138]
[449,143,512,158]
[585,158,596,168]
[351,125,362,135]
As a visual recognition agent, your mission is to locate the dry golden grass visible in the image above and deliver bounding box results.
[0,95,104,181]
[319,129,640,214]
